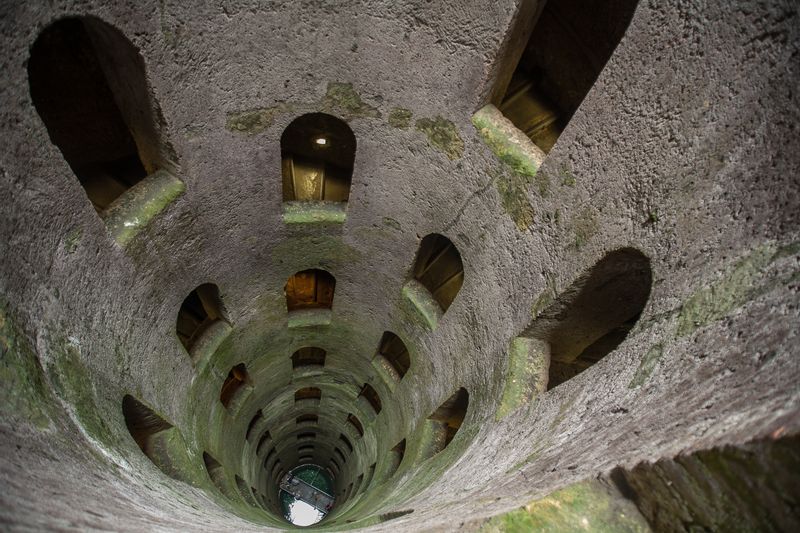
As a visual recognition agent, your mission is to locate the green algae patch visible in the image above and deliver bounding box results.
[472,105,544,178]
[496,337,549,420]
[382,216,401,231]
[415,115,464,160]
[0,305,53,429]
[572,208,598,249]
[63,227,82,254]
[103,170,185,247]
[676,244,777,337]
[478,479,650,533]
[629,344,664,388]
[388,107,413,129]
[226,103,293,134]
[496,170,536,231]
[287,309,333,329]
[322,82,381,119]
[472,106,552,230]
[50,340,117,449]
[401,280,442,331]
[282,201,347,224]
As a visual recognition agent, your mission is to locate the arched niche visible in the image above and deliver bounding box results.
[285,269,336,312]
[220,363,250,408]
[175,283,229,360]
[28,16,182,241]
[494,0,639,153]
[407,234,464,320]
[281,113,356,202]
[505,248,652,399]
[426,387,468,456]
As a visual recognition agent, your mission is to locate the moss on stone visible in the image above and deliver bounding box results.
[496,338,548,420]
[415,115,464,160]
[0,304,53,429]
[401,280,442,331]
[49,340,117,449]
[628,344,664,388]
[382,217,401,231]
[63,228,82,254]
[478,480,650,533]
[496,170,535,231]
[226,103,292,134]
[282,201,347,224]
[676,244,777,337]
[472,105,543,178]
[103,170,185,247]
[572,208,598,249]
[322,82,381,119]
[388,107,413,129]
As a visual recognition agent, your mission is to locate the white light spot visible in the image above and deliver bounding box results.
[314,137,328,146]
[287,499,324,526]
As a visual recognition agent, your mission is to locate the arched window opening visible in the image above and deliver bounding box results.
[271,460,283,480]
[291,347,326,369]
[298,445,314,454]
[299,455,313,463]
[203,452,229,496]
[376,331,411,379]
[355,473,364,495]
[428,388,469,452]
[285,269,336,312]
[358,383,382,415]
[220,363,249,408]
[380,510,414,522]
[366,463,376,488]
[413,234,464,313]
[347,414,364,437]
[264,448,276,467]
[339,434,353,454]
[297,432,316,441]
[257,433,272,455]
[330,457,341,472]
[496,0,639,153]
[297,413,319,425]
[176,283,226,353]
[388,439,406,477]
[28,17,174,213]
[281,113,356,202]
[334,447,346,464]
[530,248,652,389]
[295,387,322,402]
[246,410,263,441]
[122,395,181,478]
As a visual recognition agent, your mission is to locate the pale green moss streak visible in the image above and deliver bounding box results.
[287,309,333,328]
[103,170,185,247]
[472,105,548,230]
[473,105,543,178]
[282,201,347,224]
[572,208,598,249]
[628,344,664,388]
[0,303,53,429]
[382,216,401,231]
[388,107,413,129]
[401,280,442,331]
[415,116,464,160]
[372,355,399,392]
[63,228,82,254]
[49,340,117,449]
[478,479,650,533]
[226,103,293,134]
[322,82,381,119]
[496,337,549,420]
[677,243,777,337]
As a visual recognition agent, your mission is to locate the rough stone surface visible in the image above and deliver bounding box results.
[0,0,799,531]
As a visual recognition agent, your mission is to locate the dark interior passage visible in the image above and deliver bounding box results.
[498,0,639,153]
[413,234,464,313]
